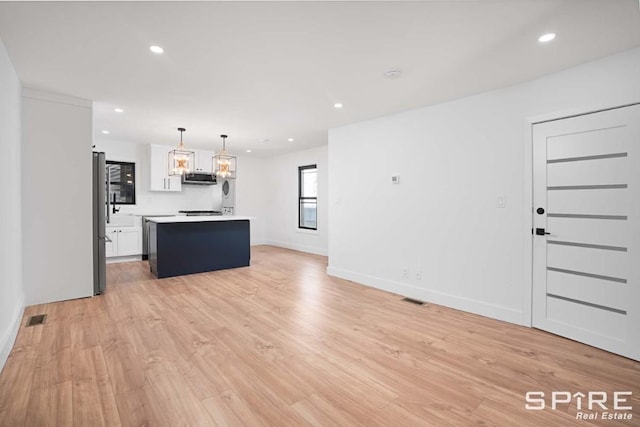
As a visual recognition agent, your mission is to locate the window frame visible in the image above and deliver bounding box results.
[106,160,136,205]
[298,164,318,230]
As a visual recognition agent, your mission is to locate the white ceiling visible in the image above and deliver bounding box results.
[0,1,639,156]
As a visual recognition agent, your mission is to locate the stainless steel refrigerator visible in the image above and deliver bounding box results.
[92,151,107,295]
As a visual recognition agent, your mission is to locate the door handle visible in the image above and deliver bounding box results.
[535,228,551,236]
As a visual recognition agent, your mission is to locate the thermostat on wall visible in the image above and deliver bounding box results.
[391,175,400,184]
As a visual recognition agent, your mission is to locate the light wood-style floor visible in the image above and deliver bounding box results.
[0,246,638,426]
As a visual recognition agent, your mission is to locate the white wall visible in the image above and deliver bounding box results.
[93,138,223,214]
[0,39,24,372]
[94,138,268,245]
[235,155,268,246]
[328,47,640,325]
[265,145,328,255]
[95,138,328,252]
[22,89,93,305]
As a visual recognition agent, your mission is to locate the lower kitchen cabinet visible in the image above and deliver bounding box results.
[106,226,142,257]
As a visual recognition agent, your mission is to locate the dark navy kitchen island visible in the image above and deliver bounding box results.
[148,216,251,278]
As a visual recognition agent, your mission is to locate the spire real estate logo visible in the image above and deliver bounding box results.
[525,391,634,421]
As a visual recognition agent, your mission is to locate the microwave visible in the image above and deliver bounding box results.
[181,172,217,185]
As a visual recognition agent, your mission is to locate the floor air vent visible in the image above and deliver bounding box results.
[26,314,47,327]
[402,297,425,306]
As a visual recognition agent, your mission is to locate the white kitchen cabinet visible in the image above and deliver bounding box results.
[117,228,142,256]
[194,150,215,173]
[106,226,142,257]
[105,228,118,257]
[149,144,182,192]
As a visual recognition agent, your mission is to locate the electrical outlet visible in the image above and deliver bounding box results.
[415,271,422,280]
[402,268,409,278]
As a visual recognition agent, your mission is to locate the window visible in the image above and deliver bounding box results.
[106,160,136,205]
[298,164,317,230]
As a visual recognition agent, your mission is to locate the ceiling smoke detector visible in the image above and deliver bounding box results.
[384,69,402,79]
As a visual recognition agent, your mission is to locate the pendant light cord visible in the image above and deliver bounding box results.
[177,127,186,150]
[221,135,228,153]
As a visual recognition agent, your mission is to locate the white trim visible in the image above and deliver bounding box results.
[295,228,319,235]
[522,119,534,327]
[265,240,328,256]
[327,266,524,325]
[106,255,142,264]
[527,100,640,125]
[0,293,25,374]
[22,87,92,109]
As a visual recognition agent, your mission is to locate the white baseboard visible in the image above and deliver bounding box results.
[106,255,142,264]
[327,266,525,326]
[265,240,328,256]
[0,293,25,374]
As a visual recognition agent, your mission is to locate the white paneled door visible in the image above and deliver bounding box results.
[532,104,640,361]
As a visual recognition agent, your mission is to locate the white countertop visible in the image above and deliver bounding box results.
[147,215,252,223]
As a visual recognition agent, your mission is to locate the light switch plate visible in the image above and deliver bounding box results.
[497,195,506,208]
[391,175,400,184]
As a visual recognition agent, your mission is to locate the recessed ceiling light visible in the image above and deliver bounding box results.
[288,138,294,142]
[101,130,110,134]
[334,103,343,109]
[114,108,124,113]
[246,149,252,153]
[538,33,556,43]
[149,45,164,54]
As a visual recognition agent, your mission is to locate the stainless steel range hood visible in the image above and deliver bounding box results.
[182,172,217,185]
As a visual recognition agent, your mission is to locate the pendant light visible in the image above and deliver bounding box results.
[168,127,195,176]
[213,134,237,179]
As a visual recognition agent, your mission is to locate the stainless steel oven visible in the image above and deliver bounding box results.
[141,215,175,260]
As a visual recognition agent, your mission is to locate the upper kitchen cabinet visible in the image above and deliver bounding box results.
[149,144,182,192]
[194,150,215,173]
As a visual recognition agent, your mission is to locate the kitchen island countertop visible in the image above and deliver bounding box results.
[147,215,253,223]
